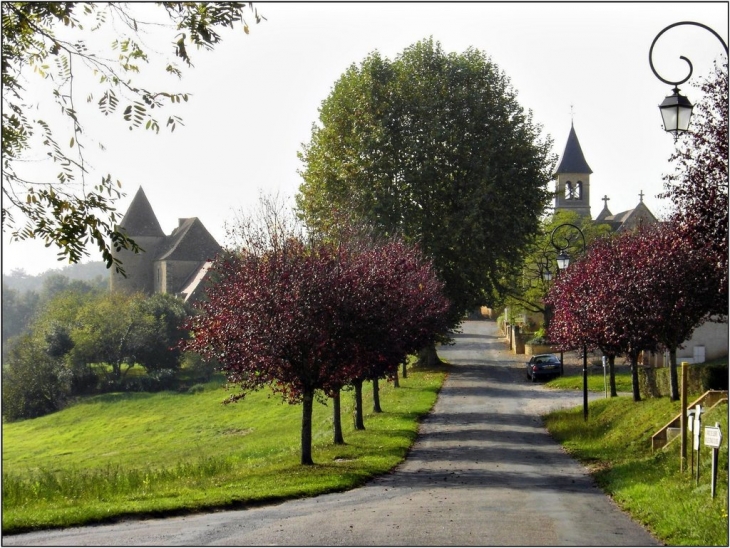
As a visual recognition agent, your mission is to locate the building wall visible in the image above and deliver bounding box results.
[155,260,202,295]
[109,236,164,294]
[644,319,729,366]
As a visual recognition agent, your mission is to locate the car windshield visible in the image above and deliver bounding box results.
[538,357,560,364]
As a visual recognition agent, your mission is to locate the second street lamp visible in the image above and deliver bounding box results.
[550,223,589,421]
[649,21,728,138]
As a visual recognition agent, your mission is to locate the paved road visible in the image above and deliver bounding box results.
[5,321,659,546]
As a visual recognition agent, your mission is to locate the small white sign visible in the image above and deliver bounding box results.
[705,426,723,449]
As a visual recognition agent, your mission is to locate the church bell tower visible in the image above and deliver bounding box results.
[554,123,592,218]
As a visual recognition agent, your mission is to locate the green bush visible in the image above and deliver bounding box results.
[180,352,218,383]
[2,335,70,422]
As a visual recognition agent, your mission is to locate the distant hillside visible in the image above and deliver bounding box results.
[3,262,109,293]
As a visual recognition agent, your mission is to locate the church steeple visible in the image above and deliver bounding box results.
[554,123,592,218]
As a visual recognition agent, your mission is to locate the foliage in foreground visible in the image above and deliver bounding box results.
[2,363,446,534]
[2,3,263,270]
[545,397,728,546]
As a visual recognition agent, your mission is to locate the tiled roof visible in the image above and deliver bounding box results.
[156,217,221,262]
[118,187,165,237]
[555,124,593,175]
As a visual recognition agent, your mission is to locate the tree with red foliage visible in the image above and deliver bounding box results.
[547,233,659,402]
[548,223,719,403]
[662,61,728,316]
[346,240,451,429]
[185,200,450,461]
[184,240,359,464]
[626,222,719,400]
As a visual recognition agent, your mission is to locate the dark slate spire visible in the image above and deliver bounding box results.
[554,124,593,175]
[118,187,165,237]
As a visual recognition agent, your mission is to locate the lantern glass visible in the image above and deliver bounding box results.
[556,251,570,270]
[659,88,694,135]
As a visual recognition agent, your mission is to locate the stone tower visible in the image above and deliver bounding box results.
[554,124,592,218]
[109,187,166,294]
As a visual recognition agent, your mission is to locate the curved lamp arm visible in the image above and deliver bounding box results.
[649,21,729,87]
[549,223,586,270]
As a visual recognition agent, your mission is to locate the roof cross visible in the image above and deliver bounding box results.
[639,190,644,203]
[602,195,610,208]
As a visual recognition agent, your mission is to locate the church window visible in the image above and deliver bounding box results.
[575,181,583,200]
[565,181,575,200]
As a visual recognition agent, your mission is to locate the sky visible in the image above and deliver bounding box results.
[2,2,728,276]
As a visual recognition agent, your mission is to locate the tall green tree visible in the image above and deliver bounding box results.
[297,38,555,333]
[2,2,263,272]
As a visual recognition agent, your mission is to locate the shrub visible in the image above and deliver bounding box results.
[180,352,218,383]
[639,362,729,398]
[2,335,70,421]
[186,383,206,394]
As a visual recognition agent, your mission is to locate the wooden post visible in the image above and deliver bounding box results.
[680,361,688,472]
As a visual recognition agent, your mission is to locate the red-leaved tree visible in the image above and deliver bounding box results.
[625,222,719,400]
[345,240,451,430]
[184,240,360,464]
[548,223,719,403]
[185,201,450,461]
[547,233,659,402]
[662,61,728,315]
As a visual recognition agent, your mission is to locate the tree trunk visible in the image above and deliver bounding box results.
[353,379,365,430]
[333,389,344,445]
[301,388,314,465]
[630,352,641,402]
[393,371,400,388]
[668,347,679,401]
[372,378,382,413]
[608,354,618,397]
[417,344,440,367]
[401,361,408,379]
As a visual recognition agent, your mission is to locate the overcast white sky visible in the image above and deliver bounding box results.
[2,2,728,276]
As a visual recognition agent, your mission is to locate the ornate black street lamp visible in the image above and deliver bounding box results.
[550,223,589,420]
[649,21,728,139]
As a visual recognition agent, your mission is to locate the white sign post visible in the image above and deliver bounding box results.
[705,423,723,499]
[693,404,703,484]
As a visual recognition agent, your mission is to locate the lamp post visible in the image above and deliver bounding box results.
[550,223,589,420]
[649,21,728,139]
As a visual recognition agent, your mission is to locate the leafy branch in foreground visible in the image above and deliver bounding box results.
[2,2,264,271]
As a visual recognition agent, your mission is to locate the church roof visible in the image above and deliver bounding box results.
[118,187,165,237]
[595,199,658,232]
[555,124,593,175]
[156,217,222,262]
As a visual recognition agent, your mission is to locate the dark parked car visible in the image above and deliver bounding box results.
[526,353,563,381]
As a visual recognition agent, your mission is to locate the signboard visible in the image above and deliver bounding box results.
[705,426,722,449]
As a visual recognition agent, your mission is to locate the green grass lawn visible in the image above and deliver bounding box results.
[544,395,728,546]
[547,368,633,393]
[2,364,447,534]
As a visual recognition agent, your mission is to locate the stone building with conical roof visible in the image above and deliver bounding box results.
[110,187,221,301]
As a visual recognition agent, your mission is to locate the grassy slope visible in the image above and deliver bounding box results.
[544,396,729,546]
[4,363,728,544]
[2,366,446,534]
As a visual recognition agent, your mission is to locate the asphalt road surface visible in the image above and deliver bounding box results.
[4,321,659,546]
